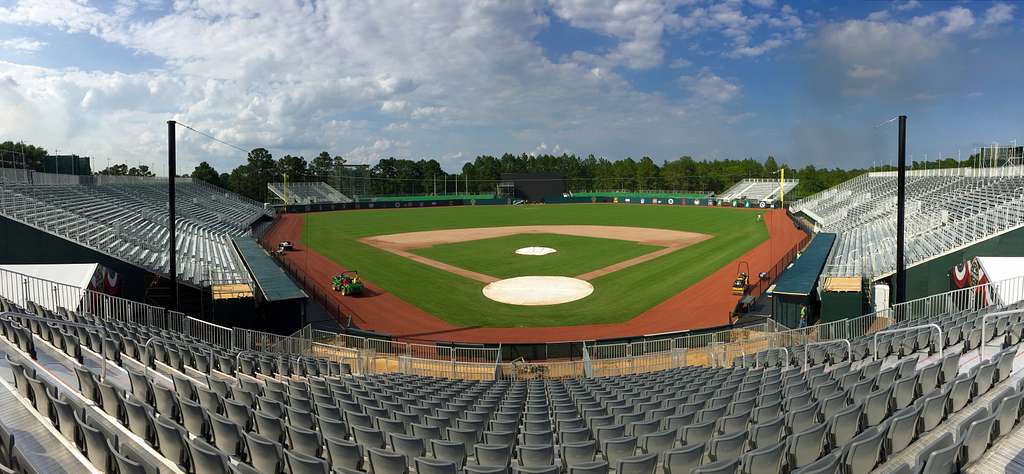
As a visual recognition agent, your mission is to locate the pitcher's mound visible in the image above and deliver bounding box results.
[515,246,557,256]
[483,276,593,306]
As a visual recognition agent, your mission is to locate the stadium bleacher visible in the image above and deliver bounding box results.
[267,182,352,205]
[0,172,272,286]
[719,179,799,204]
[791,167,1024,281]
[2,289,1023,474]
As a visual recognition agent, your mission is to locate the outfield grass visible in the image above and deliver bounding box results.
[411,233,662,279]
[303,204,768,327]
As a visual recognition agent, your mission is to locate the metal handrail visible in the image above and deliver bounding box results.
[873,324,942,361]
[1,311,109,382]
[978,309,1023,361]
[801,339,851,371]
[143,336,217,381]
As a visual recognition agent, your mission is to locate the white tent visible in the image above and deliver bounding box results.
[0,263,98,312]
[976,257,1024,306]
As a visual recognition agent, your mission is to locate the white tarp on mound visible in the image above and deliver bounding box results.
[976,257,1024,306]
[0,263,98,312]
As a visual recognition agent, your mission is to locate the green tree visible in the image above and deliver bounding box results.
[96,163,130,176]
[277,154,308,182]
[127,165,155,177]
[0,141,48,171]
[190,161,222,187]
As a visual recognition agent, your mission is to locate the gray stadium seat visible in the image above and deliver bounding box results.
[991,390,1024,439]
[368,447,409,474]
[286,449,330,474]
[841,423,886,474]
[431,439,468,468]
[519,444,556,467]
[560,440,597,469]
[750,415,784,449]
[617,453,658,474]
[388,433,425,463]
[323,437,362,470]
[786,423,826,470]
[949,373,975,413]
[663,442,705,474]
[568,460,608,474]
[682,421,716,446]
[706,430,747,463]
[415,457,458,474]
[209,412,243,456]
[957,409,996,468]
[739,441,785,474]
[910,432,959,474]
[863,386,892,427]
[639,430,675,457]
[786,403,819,435]
[153,415,189,468]
[884,405,921,456]
[693,458,739,474]
[792,451,840,474]
[244,432,284,473]
[826,402,862,449]
[475,443,513,468]
[915,387,950,433]
[188,438,232,474]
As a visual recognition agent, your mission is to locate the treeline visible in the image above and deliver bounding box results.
[0,139,1005,202]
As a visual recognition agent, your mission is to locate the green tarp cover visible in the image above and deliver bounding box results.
[232,237,307,302]
[772,233,835,296]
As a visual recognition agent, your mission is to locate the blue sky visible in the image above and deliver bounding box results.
[0,0,1020,175]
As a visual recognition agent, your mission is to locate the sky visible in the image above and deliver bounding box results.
[0,0,1021,175]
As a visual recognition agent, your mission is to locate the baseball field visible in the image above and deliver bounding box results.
[299,204,769,328]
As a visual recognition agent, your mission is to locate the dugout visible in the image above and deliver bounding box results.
[231,237,309,334]
[499,173,565,202]
[771,233,835,327]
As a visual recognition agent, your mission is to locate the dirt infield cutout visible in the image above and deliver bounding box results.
[360,225,711,283]
[482,276,594,305]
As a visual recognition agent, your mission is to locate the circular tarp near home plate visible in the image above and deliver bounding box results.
[515,246,557,256]
[482,276,593,306]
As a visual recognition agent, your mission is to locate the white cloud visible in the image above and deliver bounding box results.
[668,58,691,69]
[380,100,406,113]
[895,0,920,12]
[0,0,763,173]
[0,37,47,52]
[848,65,885,79]
[748,0,774,8]
[680,68,740,103]
[983,3,1014,27]
[410,106,447,119]
[812,5,984,99]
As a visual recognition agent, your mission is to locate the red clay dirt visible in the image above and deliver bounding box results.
[263,208,808,344]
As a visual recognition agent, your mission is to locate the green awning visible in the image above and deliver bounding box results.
[772,233,836,297]
[232,237,307,302]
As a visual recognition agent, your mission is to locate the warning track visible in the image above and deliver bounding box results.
[263,209,807,344]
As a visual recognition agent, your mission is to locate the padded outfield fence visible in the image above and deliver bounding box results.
[2,263,1023,380]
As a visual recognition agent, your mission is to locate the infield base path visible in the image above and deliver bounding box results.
[263,207,807,344]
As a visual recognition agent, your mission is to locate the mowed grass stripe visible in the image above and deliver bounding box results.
[303,204,767,327]
[411,233,662,279]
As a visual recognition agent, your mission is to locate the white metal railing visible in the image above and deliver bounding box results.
[2,253,1024,380]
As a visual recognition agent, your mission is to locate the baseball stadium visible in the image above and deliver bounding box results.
[3,1,1024,473]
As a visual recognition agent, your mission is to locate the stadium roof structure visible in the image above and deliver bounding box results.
[772,233,836,296]
[231,237,307,302]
